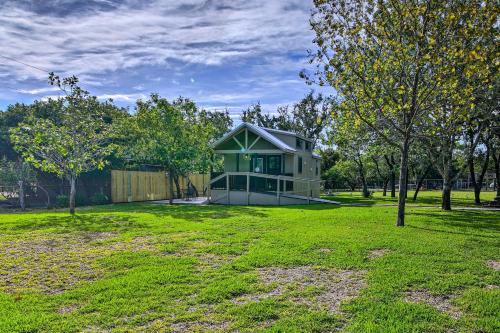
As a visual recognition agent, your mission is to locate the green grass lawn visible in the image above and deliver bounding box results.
[322,190,497,207]
[0,203,498,332]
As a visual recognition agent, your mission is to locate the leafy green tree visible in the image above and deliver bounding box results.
[408,141,434,201]
[328,159,359,191]
[306,0,497,224]
[330,110,372,197]
[10,75,118,214]
[241,103,275,127]
[127,95,230,203]
[241,92,334,148]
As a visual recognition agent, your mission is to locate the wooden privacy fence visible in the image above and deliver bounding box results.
[111,170,209,203]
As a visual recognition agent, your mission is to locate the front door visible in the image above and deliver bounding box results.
[253,157,264,173]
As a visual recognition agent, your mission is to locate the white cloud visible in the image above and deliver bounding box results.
[97,93,147,102]
[0,0,314,83]
[17,86,60,95]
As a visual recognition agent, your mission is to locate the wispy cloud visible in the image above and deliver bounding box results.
[97,93,147,102]
[0,0,330,113]
[0,0,313,81]
[17,86,60,95]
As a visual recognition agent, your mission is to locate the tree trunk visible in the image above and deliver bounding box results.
[168,170,174,204]
[413,165,430,201]
[384,154,396,197]
[493,152,500,197]
[69,176,76,214]
[174,175,182,199]
[18,180,25,211]
[396,140,410,227]
[188,179,199,197]
[442,179,452,210]
[357,156,369,198]
[383,179,388,196]
[405,166,409,199]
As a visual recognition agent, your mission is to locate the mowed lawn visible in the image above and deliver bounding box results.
[322,190,497,207]
[0,201,498,332]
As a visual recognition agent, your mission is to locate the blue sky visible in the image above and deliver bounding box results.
[0,0,331,119]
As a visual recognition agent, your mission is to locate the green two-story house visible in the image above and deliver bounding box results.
[209,122,329,205]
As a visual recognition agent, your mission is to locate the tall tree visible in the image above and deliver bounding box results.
[331,111,372,198]
[291,92,334,148]
[241,92,334,149]
[10,74,118,214]
[127,95,230,203]
[306,0,497,224]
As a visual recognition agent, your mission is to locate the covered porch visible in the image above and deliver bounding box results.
[208,172,324,205]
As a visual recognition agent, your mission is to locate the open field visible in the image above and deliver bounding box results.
[0,203,498,332]
[322,190,497,207]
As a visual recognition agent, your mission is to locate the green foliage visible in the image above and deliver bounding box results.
[307,0,498,220]
[55,195,69,208]
[9,88,118,180]
[0,157,36,186]
[90,193,109,205]
[8,75,126,213]
[125,95,231,176]
[241,92,336,148]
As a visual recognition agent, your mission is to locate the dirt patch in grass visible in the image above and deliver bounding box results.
[405,290,462,319]
[367,248,390,259]
[0,232,158,294]
[233,266,366,314]
[486,260,500,271]
[170,320,229,332]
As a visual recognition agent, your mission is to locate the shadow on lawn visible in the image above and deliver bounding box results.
[276,203,342,211]
[103,202,269,222]
[408,209,500,237]
[321,195,380,206]
[3,213,147,233]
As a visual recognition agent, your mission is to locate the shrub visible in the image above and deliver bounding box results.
[90,193,109,205]
[76,194,89,206]
[55,195,69,208]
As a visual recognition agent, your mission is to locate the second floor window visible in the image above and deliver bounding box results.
[305,141,310,151]
[298,157,303,173]
[296,138,302,149]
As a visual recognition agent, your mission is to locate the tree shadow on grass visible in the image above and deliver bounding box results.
[2,213,147,233]
[407,210,500,237]
[321,195,379,206]
[95,202,269,222]
[275,203,342,211]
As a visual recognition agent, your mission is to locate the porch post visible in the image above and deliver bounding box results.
[246,172,250,205]
[226,174,230,205]
[307,181,311,204]
[277,176,280,205]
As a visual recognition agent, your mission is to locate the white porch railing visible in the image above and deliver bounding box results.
[207,172,321,204]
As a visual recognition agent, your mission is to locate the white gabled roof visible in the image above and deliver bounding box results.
[212,122,322,160]
[262,127,313,142]
[212,122,296,153]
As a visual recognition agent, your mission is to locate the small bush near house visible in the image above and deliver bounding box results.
[90,193,109,205]
[55,195,69,208]
[75,194,89,206]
